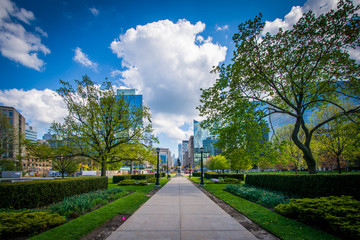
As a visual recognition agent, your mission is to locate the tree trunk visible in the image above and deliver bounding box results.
[292,118,317,174]
[337,155,342,174]
[130,160,133,175]
[101,160,107,177]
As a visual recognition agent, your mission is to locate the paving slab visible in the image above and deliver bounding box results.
[106,177,257,240]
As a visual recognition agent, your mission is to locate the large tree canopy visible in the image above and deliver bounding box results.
[199,0,360,174]
[51,75,157,176]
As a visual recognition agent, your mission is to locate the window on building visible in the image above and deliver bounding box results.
[8,111,13,117]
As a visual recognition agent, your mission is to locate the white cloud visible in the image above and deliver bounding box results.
[89,7,99,17]
[73,47,98,69]
[35,26,48,37]
[110,19,227,144]
[216,24,229,31]
[0,88,68,138]
[110,69,122,77]
[0,0,50,71]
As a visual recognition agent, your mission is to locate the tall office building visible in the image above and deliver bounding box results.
[178,143,182,166]
[188,135,194,167]
[25,123,37,142]
[116,89,143,111]
[203,136,221,157]
[193,120,210,151]
[181,140,189,165]
[0,106,25,165]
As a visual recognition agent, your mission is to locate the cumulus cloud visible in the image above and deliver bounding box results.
[0,0,50,71]
[0,88,67,138]
[73,47,98,69]
[110,69,122,77]
[89,7,99,17]
[110,19,227,142]
[216,24,229,31]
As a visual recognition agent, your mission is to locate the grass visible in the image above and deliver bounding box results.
[30,178,169,240]
[191,177,339,240]
[244,170,360,175]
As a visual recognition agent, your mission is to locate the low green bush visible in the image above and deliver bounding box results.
[225,184,294,208]
[275,196,360,239]
[49,188,124,217]
[117,179,148,186]
[0,211,65,238]
[0,177,108,209]
[192,172,201,177]
[112,175,131,183]
[205,172,244,181]
[245,174,360,199]
[147,178,157,183]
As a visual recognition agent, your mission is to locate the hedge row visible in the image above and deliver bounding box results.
[245,174,360,199]
[205,172,245,181]
[0,177,108,209]
[112,174,156,183]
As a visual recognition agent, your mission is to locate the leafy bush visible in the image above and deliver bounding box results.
[205,172,244,181]
[245,174,360,199]
[117,179,148,186]
[222,178,243,184]
[0,211,65,238]
[147,178,157,183]
[192,172,201,177]
[49,188,124,217]
[275,196,360,239]
[225,184,294,208]
[0,177,108,209]
[113,174,155,183]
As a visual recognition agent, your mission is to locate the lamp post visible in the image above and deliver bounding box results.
[167,156,170,179]
[200,147,204,186]
[189,163,191,179]
[155,148,160,187]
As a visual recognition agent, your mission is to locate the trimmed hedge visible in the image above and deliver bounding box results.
[275,196,360,239]
[113,174,155,183]
[192,172,201,177]
[0,177,108,209]
[245,174,360,199]
[204,172,244,181]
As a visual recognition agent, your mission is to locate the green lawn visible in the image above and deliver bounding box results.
[30,178,169,240]
[191,177,340,240]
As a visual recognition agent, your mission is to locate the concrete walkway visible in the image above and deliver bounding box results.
[107,177,257,240]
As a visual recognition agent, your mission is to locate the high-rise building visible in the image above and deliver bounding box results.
[181,140,189,165]
[116,89,142,111]
[188,135,194,167]
[25,123,37,142]
[0,106,25,167]
[193,120,210,151]
[203,136,221,157]
[178,143,182,166]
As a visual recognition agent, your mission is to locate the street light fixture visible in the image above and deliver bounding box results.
[155,148,160,187]
[167,155,170,179]
[200,147,204,186]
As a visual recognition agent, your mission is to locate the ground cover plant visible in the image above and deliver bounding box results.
[190,177,338,240]
[275,196,360,239]
[49,188,126,217]
[117,179,148,186]
[225,184,296,208]
[31,178,170,240]
[0,211,66,239]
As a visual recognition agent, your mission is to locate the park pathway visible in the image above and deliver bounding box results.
[106,177,257,240]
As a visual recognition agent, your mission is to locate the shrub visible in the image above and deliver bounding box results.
[205,172,244,181]
[275,196,360,239]
[49,188,124,217]
[245,174,360,199]
[117,179,148,186]
[0,211,66,238]
[192,172,201,177]
[225,184,294,208]
[113,175,131,183]
[147,178,157,183]
[131,174,155,180]
[0,177,108,209]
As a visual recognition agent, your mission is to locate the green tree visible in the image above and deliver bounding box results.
[0,112,15,170]
[51,75,157,176]
[200,0,360,174]
[207,155,229,173]
[314,104,359,173]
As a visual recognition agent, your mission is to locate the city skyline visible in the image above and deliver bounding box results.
[1,0,356,155]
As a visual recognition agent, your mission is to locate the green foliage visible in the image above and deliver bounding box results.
[49,188,124,217]
[245,174,360,199]
[275,196,360,239]
[225,184,294,208]
[51,76,157,176]
[117,179,148,186]
[204,172,244,181]
[206,155,229,172]
[113,174,155,183]
[0,211,65,238]
[0,177,108,209]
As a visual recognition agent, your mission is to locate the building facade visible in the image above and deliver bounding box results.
[25,123,37,142]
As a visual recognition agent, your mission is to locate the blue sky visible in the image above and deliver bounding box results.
[1,0,349,157]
